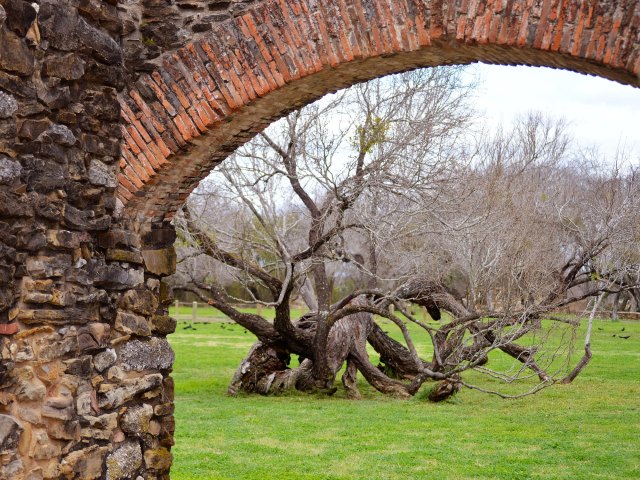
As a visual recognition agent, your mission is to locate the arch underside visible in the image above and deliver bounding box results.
[117,0,640,226]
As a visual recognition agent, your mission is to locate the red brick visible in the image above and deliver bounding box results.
[0,323,19,335]
[116,0,638,223]
[147,74,177,117]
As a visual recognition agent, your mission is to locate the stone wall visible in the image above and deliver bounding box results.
[0,0,639,479]
[121,0,260,80]
[0,1,177,478]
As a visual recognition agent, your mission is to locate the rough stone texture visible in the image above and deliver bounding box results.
[0,414,23,452]
[105,440,142,480]
[98,373,163,410]
[0,91,17,118]
[121,403,153,435]
[93,348,117,373]
[59,445,109,480]
[118,338,174,372]
[0,0,638,478]
[142,247,177,276]
[144,447,173,471]
[0,154,20,184]
[0,1,173,477]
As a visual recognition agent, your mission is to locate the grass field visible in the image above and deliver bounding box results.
[169,304,309,322]
[168,316,640,479]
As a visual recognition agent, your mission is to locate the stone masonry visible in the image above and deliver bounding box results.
[0,0,638,479]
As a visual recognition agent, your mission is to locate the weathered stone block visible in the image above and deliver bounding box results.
[17,407,41,426]
[81,132,120,156]
[0,154,21,186]
[93,264,144,289]
[59,445,108,480]
[106,248,144,264]
[142,247,177,276]
[77,323,111,353]
[23,289,69,307]
[118,289,158,315]
[141,227,176,249]
[118,338,174,372]
[30,430,60,460]
[64,355,93,378]
[75,390,95,417]
[48,419,80,441]
[144,447,173,471]
[150,315,177,335]
[33,360,65,385]
[37,124,77,146]
[97,373,163,409]
[0,92,18,119]
[0,414,23,453]
[42,405,74,421]
[98,229,141,249]
[83,412,117,431]
[13,366,46,401]
[39,4,122,65]
[88,159,117,188]
[121,403,153,435]
[0,458,24,479]
[93,348,116,373]
[18,308,95,325]
[153,402,174,416]
[44,54,86,81]
[18,118,51,140]
[26,255,72,279]
[63,205,111,231]
[38,334,78,361]
[80,412,118,440]
[105,440,142,480]
[0,0,37,37]
[0,28,34,76]
[46,229,91,249]
[115,311,151,336]
[0,190,33,217]
[106,441,142,480]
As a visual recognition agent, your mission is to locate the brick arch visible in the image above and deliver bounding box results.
[119,0,640,224]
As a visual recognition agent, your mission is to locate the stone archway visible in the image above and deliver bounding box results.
[118,0,640,225]
[0,0,638,479]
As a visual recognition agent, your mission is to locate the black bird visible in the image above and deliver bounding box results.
[621,327,625,332]
[598,327,604,330]
[619,335,631,340]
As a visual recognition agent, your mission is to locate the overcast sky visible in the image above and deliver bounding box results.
[465,64,640,160]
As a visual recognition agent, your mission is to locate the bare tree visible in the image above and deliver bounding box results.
[172,69,640,401]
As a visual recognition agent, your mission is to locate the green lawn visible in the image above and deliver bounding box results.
[169,317,640,479]
[169,304,309,322]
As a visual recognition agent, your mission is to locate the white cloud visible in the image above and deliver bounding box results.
[466,64,640,159]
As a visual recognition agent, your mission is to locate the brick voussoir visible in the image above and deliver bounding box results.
[115,0,640,223]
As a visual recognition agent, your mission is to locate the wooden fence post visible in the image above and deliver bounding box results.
[192,301,198,323]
